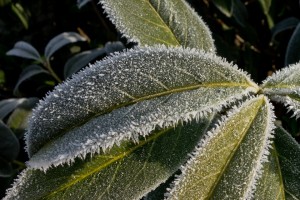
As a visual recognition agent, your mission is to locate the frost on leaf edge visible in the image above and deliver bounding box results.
[166,95,275,199]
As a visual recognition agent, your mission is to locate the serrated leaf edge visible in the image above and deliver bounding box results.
[165,95,275,199]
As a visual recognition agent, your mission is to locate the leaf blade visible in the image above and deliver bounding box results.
[167,95,275,199]
[5,116,215,200]
[100,0,215,51]
[6,41,41,61]
[262,62,300,118]
[44,32,87,60]
[26,46,259,160]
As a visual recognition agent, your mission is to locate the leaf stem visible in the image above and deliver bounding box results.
[45,59,62,83]
[12,160,26,170]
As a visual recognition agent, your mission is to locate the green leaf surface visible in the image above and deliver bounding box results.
[64,41,125,79]
[100,0,215,51]
[262,62,300,118]
[167,95,275,199]
[0,121,19,161]
[6,41,41,61]
[44,32,87,60]
[5,117,215,200]
[212,0,233,17]
[273,126,300,199]
[7,98,38,137]
[0,98,27,120]
[271,17,299,40]
[285,24,300,66]
[258,0,272,14]
[26,46,259,167]
[13,65,49,96]
[64,48,106,78]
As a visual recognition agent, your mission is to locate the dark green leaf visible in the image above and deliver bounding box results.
[13,65,49,97]
[212,0,233,17]
[7,98,38,137]
[44,32,87,60]
[274,126,300,199]
[0,158,14,178]
[0,98,27,120]
[285,23,300,66]
[6,41,41,61]
[271,17,299,40]
[64,48,106,78]
[104,41,125,55]
[5,117,215,200]
[0,121,19,161]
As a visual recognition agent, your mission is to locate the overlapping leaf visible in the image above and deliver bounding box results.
[26,46,259,169]
[5,116,215,200]
[167,95,275,199]
[262,62,300,118]
[253,125,300,199]
[100,0,215,51]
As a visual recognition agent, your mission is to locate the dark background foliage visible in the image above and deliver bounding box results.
[0,0,299,198]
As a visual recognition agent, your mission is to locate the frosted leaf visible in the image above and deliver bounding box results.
[28,87,250,170]
[26,46,259,160]
[4,116,216,200]
[262,62,300,119]
[253,125,300,199]
[167,95,275,199]
[100,0,215,52]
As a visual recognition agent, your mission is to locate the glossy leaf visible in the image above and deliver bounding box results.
[6,41,41,61]
[44,32,87,59]
[0,98,27,120]
[167,95,275,199]
[11,3,29,29]
[262,62,300,118]
[100,0,215,51]
[7,98,38,136]
[273,126,300,199]
[64,42,125,78]
[271,17,299,40]
[77,0,91,9]
[285,23,300,66]
[13,65,49,96]
[5,117,215,200]
[26,46,259,166]
[0,157,14,178]
[212,0,232,17]
[104,41,125,55]
[0,121,19,161]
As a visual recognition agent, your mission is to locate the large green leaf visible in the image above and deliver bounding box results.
[254,125,300,199]
[26,46,259,167]
[4,116,215,200]
[261,62,300,118]
[100,0,215,51]
[167,95,275,199]
[273,126,300,199]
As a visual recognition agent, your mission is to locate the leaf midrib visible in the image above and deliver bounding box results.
[43,126,173,199]
[36,82,257,155]
[205,97,264,199]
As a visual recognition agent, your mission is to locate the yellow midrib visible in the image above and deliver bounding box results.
[44,127,171,199]
[204,97,264,199]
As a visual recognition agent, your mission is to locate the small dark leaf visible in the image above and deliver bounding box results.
[6,41,41,61]
[0,158,14,178]
[271,17,299,40]
[212,0,233,17]
[7,97,39,137]
[0,121,19,161]
[285,23,300,66]
[64,48,106,78]
[13,65,49,96]
[232,0,248,27]
[0,98,27,120]
[77,0,91,9]
[104,41,125,54]
[44,32,87,60]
